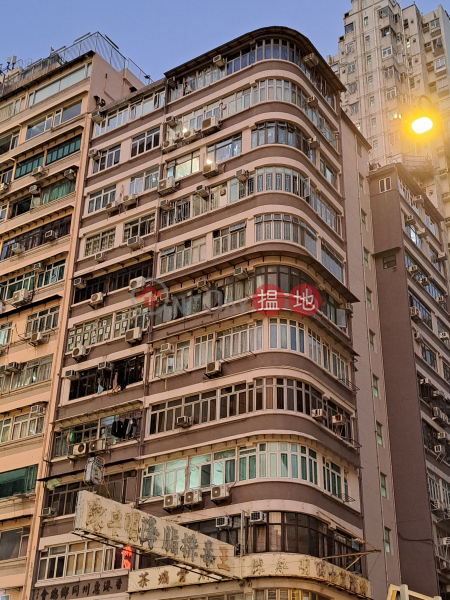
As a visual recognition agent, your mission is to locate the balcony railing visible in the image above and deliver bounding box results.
[0,32,149,99]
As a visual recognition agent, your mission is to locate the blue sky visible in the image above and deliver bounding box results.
[0,0,442,80]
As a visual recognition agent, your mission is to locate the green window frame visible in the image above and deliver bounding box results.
[46,135,81,165]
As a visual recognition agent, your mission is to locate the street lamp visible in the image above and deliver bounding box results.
[406,95,439,138]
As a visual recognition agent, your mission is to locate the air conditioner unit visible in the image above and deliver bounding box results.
[308,137,320,149]
[4,361,20,373]
[64,369,79,381]
[95,252,107,263]
[437,431,450,441]
[332,414,345,425]
[30,332,48,345]
[213,55,225,67]
[407,265,419,275]
[163,139,178,153]
[74,278,86,289]
[433,390,444,399]
[206,361,222,376]
[161,343,174,356]
[434,408,448,425]
[235,169,249,182]
[431,499,444,511]
[71,442,88,457]
[167,76,176,88]
[420,378,431,386]
[105,200,119,214]
[249,511,267,524]
[64,169,77,181]
[163,494,182,509]
[410,306,421,321]
[166,115,178,127]
[183,129,197,143]
[125,327,143,344]
[437,252,447,263]
[73,345,88,360]
[32,166,46,178]
[89,292,104,307]
[440,332,450,341]
[44,230,57,242]
[405,215,416,226]
[441,537,450,546]
[196,279,210,291]
[176,415,192,428]
[158,177,177,196]
[157,290,171,304]
[29,184,40,194]
[215,515,232,528]
[98,361,112,372]
[413,331,423,342]
[343,303,353,314]
[184,489,202,506]
[437,296,447,305]
[122,194,138,207]
[30,405,45,414]
[417,228,427,239]
[211,485,231,503]
[88,148,100,160]
[127,236,143,250]
[89,439,107,453]
[33,262,45,273]
[129,277,147,293]
[91,110,104,123]
[234,267,248,280]
[201,115,220,134]
[203,162,221,178]
[12,289,31,306]
[307,95,319,108]
[12,243,25,254]
[196,184,209,198]
[41,507,58,518]
[419,277,429,286]
[304,53,319,67]
[312,408,326,421]
[0,182,10,193]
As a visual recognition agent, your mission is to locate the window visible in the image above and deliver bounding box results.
[41,178,75,206]
[425,213,437,237]
[323,458,342,497]
[1,216,71,260]
[405,223,422,249]
[0,465,37,499]
[321,242,344,282]
[255,214,317,256]
[361,211,367,228]
[95,106,128,137]
[160,237,206,274]
[380,473,387,497]
[384,527,391,553]
[216,322,263,360]
[26,102,81,140]
[348,62,356,73]
[376,422,383,445]
[0,271,35,301]
[373,140,378,150]
[167,151,200,180]
[194,334,214,367]
[213,223,246,256]
[359,174,365,194]
[370,96,375,106]
[436,58,446,71]
[154,341,190,376]
[87,186,116,214]
[2,410,45,442]
[67,317,112,352]
[206,134,242,163]
[364,17,369,25]
[431,17,440,30]
[37,260,65,288]
[252,122,315,162]
[123,213,155,241]
[0,529,28,562]
[373,374,379,397]
[27,64,91,107]
[15,153,44,179]
[421,342,437,369]
[320,157,338,188]
[84,228,115,257]
[0,166,13,185]
[270,319,305,353]
[113,307,150,339]
[25,306,59,337]
[368,75,373,85]
[367,55,372,66]
[130,167,159,194]
[345,22,354,34]
[0,322,12,346]
[372,118,377,128]
[46,135,81,165]
[346,43,355,53]
[379,177,391,192]
[11,356,53,391]
[92,145,120,174]
[350,102,359,114]
[0,129,19,154]
[364,248,370,267]
[130,127,160,157]
[161,196,192,228]
[368,331,376,352]
[348,82,357,94]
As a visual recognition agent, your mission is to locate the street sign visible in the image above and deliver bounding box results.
[74,490,236,578]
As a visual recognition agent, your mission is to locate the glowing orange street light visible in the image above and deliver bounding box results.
[405,95,439,139]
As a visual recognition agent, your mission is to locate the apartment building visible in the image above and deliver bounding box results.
[28,25,401,600]
[330,1,450,230]
[369,163,450,596]
[0,34,145,600]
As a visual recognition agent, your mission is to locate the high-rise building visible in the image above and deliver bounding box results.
[0,34,146,600]
[19,25,402,600]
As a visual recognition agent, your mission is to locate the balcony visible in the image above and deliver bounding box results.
[0,32,149,101]
[403,155,437,178]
